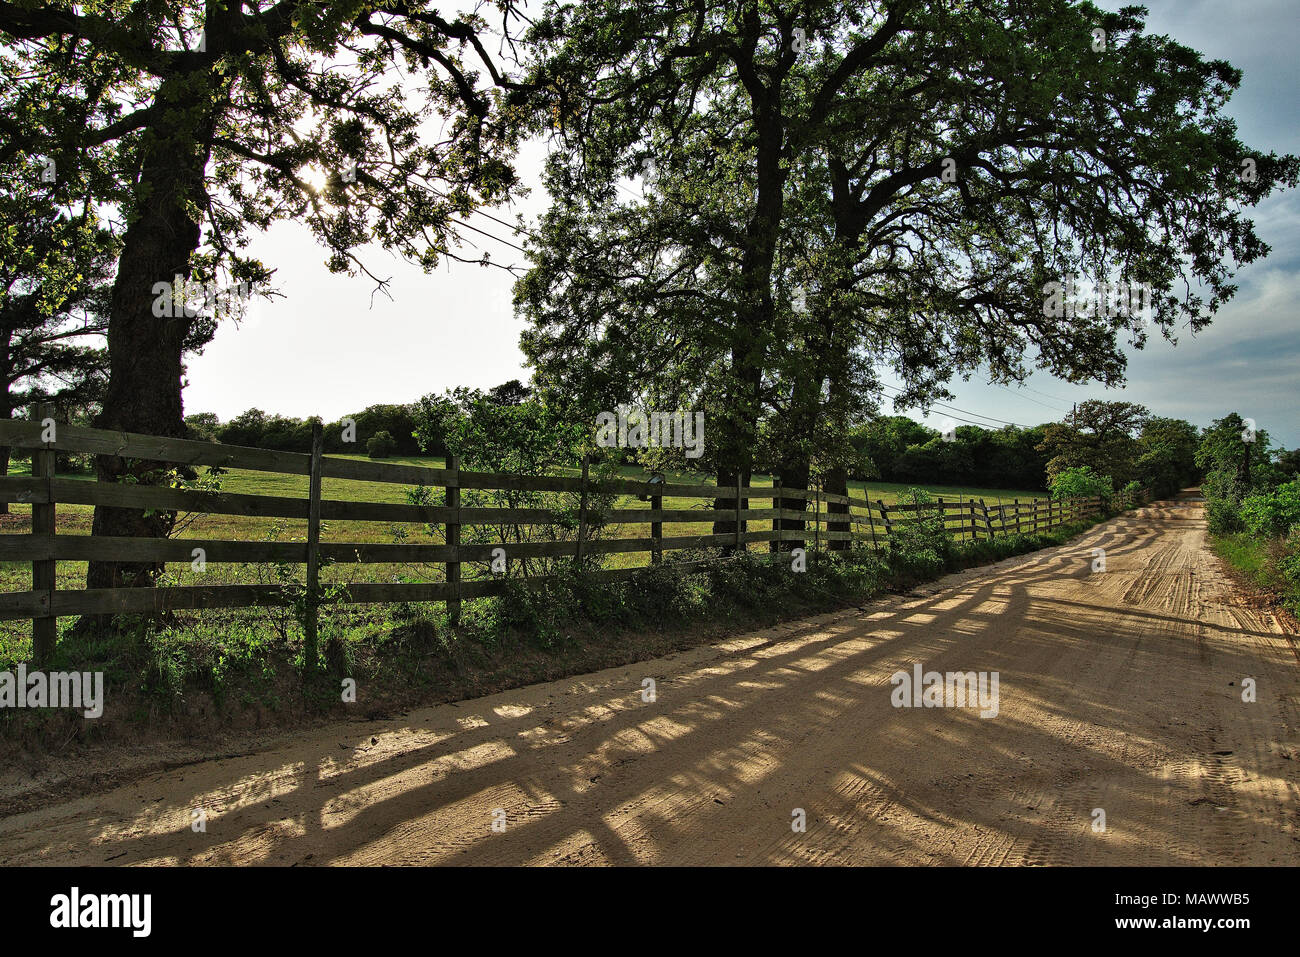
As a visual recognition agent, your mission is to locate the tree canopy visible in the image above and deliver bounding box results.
[0,0,542,586]
[517,0,1297,547]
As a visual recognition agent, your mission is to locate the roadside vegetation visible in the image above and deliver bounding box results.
[1199,414,1300,616]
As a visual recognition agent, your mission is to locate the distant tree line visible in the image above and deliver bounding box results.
[847,418,1051,490]
[183,407,424,457]
[838,400,1209,497]
[183,381,537,459]
[185,405,435,458]
[179,393,1236,504]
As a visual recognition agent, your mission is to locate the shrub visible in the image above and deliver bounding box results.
[1119,480,1143,508]
[1049,465,1113,504]
[1202,466,1247,534]
[366,430,396,459]
[887,488,951,580]
[1279,530,1300,612]
[1240,479,1300,538]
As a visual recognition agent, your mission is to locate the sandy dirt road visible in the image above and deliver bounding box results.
[2,493,1297,866]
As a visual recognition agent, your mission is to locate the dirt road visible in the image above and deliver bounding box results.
[2,493,1297,865]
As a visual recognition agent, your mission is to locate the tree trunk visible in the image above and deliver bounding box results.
[0,331,11,514]
[711,350,765,552]
[773,365,819,554]
[825,464,849,551]
[0,400,9,516]
[773,460,810,553]
[86,69,218,592]
[711,104,785,547]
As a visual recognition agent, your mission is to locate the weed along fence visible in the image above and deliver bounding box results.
[0,412,1105,662]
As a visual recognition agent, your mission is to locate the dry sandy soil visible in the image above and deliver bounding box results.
[1,492,1297,865]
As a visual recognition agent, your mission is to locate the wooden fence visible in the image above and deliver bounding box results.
[0,412,1106,663]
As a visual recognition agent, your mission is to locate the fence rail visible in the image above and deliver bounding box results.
[0,414,1111,661]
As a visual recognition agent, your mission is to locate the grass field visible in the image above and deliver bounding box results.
[0,454,1046,652]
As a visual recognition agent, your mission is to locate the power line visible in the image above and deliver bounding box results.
[468,205,540,243]
[933,408,1023,430]
[450,218,529,255]
[877,383,1032,430]
[425,181,540,246]
[988,381,1072,413]
[1020,382,1074,406]
[617,180,648,204]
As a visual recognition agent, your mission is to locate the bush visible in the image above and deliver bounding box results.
[1119,480,1143,508]
[1202,466,1247,534]
[366,430,396,459]
[1279,530,1300,612]
[1049,465,1113,505]
[887,488,952,580]
[1240,479,1300,538]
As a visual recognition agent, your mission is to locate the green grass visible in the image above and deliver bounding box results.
[2,455,1045,548]
[0,454,1046,662]
[1210,532,1300,617]
[1210,533,1276,589]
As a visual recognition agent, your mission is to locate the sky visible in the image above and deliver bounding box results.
[182,0,1300,448]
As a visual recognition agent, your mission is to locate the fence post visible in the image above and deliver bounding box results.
[980,498,994,538]
[576,454,589,568]
[865,500,879,550]
[651,485,662,565]
[937,496,945,541]
[771,476,782,554]
[735,474,743,554]
[814,486,821,557]
[877,499,892,541]
[304,421,324,671]
[31,402,56,666]
[447,454,461,626]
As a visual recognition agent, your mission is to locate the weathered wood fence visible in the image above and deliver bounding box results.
[0,413,1106,662]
